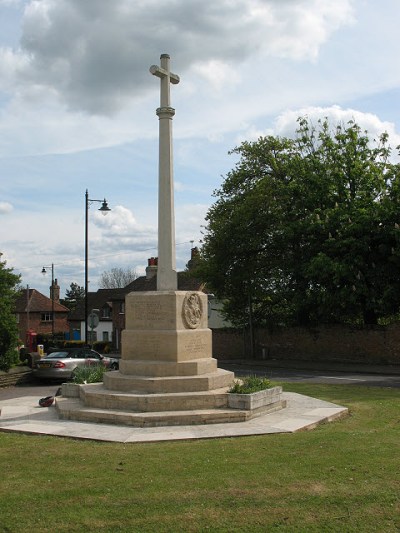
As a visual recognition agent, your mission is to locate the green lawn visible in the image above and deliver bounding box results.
[0,383,399,532]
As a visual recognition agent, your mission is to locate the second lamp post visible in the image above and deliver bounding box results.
[41,263,55,336]
[85,189,111,344]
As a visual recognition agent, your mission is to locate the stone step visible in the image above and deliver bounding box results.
[103,368,234,393]
[56,398,251,427]
[80,383,230,412]
[119,357,218,377]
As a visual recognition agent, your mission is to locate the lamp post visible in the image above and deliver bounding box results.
[85,189,111,345]
[41,263,55,336]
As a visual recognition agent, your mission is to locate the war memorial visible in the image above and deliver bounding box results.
[40,55,345,438]
[53,54,290,427]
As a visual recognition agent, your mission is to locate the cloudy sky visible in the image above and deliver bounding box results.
[1,0,399,298]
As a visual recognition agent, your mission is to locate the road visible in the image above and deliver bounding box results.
[0,383,59,401]
[220,363,400,388]
[1,364,400,403]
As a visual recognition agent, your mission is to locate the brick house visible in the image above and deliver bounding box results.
[15,280,70,348]
[68,289,121,344]
[68,268,206,350]
[67,250,231,350]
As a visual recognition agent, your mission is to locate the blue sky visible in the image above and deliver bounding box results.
[0,0,399,298]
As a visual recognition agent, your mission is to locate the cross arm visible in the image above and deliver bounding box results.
[149,65,180,84]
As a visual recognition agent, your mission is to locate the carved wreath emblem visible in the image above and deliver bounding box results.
[182,292,203,329]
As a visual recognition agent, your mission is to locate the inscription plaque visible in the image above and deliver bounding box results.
[132,300,164,322]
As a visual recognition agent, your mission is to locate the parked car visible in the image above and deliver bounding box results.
[107,354,120,370]
[33,348,115,381]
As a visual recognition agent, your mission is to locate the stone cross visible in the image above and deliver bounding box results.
[150,54,180,291]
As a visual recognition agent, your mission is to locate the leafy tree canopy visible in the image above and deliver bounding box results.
[61,282,85,310]
[99,267,138,289]
[0,257,21,370]
[198,118,400,327]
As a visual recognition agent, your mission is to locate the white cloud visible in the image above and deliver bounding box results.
[191,60,241,93]
[0,0,22,6]
[235,106,400,163]
[0,201,13,213]
[96,205,156,248]
[0,0,353,116]
[262,0,355,60]
[273,105,400,152]
[1,0,400,296]
[1,0,398,160]
[5,203,158,293]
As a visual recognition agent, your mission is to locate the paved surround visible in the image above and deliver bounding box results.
[0,391,348,443]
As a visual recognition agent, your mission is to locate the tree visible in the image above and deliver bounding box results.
[198,118,400,327]
[0,257,21,371]
[99,267,138,289]
[62,282,85,311]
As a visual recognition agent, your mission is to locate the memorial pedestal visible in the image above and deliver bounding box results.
[104,291,233,393]
[56,291,285,426]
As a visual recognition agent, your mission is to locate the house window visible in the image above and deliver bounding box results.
[119,302,125,314]
[102,331,109,342]
[41,312,53,322]
[88,331,97,343]
[102,306,111,318]
[16,313,20,324]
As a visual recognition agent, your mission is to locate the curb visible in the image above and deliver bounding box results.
[0,367,33,388]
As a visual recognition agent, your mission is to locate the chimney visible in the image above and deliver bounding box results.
[187,247,199,270]
[50,278,60,304]
[146,257,158,280]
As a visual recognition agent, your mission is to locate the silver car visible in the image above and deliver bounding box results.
[33,348,112,381]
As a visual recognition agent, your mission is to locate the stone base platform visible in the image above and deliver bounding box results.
[55,383,286,428]
[0,387,349,443]
[103,367,234,393]
[57,291,287,428]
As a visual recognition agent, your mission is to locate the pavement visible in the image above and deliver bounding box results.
[0,382,348,443]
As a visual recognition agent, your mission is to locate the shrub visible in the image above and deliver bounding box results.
[36,332,66,353]
[72,365,107,384]
[0,311,19,371]
[0,349,19,372]
[0,259,20,371]
[229,375,272,394]
[19,347,30,365]
[63,341,85,349]
[92,341,112,354]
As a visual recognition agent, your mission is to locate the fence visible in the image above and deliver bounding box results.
[212,323,400,365]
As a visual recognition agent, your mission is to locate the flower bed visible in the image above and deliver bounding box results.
[228,385,283,410]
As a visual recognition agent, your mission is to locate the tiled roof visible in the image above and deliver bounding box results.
[15,289,69,313]
[122,272,206,295]
[68,289,120,321]
[87,288,121,309]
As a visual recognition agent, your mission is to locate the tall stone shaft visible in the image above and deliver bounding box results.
[150,54,180,291]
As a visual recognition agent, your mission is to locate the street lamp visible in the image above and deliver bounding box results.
[41,263,55,336]
[85,189,111,344]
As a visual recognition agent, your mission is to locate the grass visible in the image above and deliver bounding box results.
[0,382,399,532]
